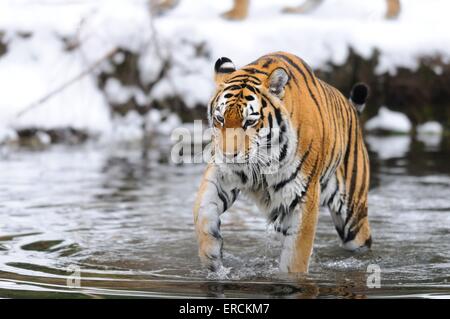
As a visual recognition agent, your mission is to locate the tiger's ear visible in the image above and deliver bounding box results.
[214,57,236,84]
[267,68,289,98]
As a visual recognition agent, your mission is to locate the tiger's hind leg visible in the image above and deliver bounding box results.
[221,0,249,21]
[385,0,401,20]
[149,0,180,16]
[326,167,372,251]
[278,179,321,273]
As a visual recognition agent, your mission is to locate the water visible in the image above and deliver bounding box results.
[0,134,449,298]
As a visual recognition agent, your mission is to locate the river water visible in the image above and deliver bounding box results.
[0,134,449,298]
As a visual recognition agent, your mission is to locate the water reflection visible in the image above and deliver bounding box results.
[366,135,411,160]
[0,134,449,298]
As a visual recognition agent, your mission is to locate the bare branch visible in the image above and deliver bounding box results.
[17,47,119,118]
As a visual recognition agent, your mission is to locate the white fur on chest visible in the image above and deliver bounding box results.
[217,157,306,222]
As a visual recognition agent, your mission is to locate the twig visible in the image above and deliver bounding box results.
[16,47,119,118]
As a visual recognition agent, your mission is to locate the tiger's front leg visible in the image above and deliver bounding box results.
[280,180,320,273]
[193,165,238,271]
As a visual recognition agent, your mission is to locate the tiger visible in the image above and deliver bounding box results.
[222,0,401,20]
[151,0,401,20]
[193,52,372,273]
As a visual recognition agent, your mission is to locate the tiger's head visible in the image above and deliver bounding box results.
[208,57,291,168]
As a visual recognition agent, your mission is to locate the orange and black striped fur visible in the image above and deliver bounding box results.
[193,52,371,273]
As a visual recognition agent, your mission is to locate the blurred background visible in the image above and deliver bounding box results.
[0,0,449,146]
[0,0,449,298]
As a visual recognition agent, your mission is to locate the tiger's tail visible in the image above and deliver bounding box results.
[349,83,370,114]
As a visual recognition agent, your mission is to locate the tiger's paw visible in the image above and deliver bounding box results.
[385,0,400,20]
[150,0,179,16]
[199,252,223,272]
[341,235,372,252]
[385,12,400,20]
[198,238,223,272]
[282,6,308,14]
[221,10,248,21]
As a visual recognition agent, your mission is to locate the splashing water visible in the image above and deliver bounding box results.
[0,135,449,298]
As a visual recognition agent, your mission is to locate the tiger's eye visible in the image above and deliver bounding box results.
[244,119,257,128]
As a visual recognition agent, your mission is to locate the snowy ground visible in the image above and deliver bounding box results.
[0,0,449,143]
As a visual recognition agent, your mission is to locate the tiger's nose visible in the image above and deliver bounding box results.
[223,151,239,159]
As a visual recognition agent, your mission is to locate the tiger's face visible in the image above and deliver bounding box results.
[211,88,260,164]
[209,57,290,167]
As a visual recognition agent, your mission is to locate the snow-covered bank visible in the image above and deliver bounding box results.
[417,122,443,136]
[1,0,450,144]
[365,107,412,134]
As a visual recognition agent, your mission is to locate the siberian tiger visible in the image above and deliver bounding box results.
[222,0,401,20]
[152,0,401,20]
[193,52,372,273]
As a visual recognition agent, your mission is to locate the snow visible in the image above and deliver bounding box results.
[365,106,412,133]
[104,78,147,106]
[1,0,449,142]
[105,108,182,144]
[416,121,443,149]
[159,0,450,74]
[0,127,17,144]
[108,110,146,143]
[366,135,411,160]
[0,30,112,136]
[417,121,443,135]
[417,133,442,149]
